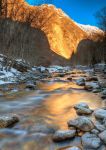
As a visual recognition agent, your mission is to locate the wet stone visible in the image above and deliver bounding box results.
[58,146,81,150]
[94,121,106,132]
[74,102,89,109]
[53,130,76,142]
[99,130,106,144]
[0,114,19,128]
[94,108,106,120]
[101,90,106,95]
[82,133,102,149]
[98,145,106,150]
[76,78,85,86]
[91,129,99,135]
[74,102,93,115]
[100,82,106,88]
[85,82,100,92]
[68,116,94,132]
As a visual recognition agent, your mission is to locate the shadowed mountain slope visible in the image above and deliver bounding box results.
[1,0,88,59]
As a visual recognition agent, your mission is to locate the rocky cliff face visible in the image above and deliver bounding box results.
[1,0,88,59]
[0,0,104,65]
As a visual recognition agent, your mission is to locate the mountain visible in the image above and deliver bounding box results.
[0,0,104,65]
[77,23,104,40]
[1,0,87,59]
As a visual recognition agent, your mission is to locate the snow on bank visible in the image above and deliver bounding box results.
[0,68,21,85]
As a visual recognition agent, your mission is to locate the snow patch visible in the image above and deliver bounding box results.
[77,23,104,35]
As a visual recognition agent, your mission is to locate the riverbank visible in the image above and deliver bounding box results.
[0,59,106,149]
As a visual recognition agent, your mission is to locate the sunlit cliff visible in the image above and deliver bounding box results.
[1,0,88,59]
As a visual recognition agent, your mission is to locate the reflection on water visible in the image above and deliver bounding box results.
[0,81,103,149]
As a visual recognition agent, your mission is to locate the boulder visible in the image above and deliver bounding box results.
[76,78,85,86]
[101,90,106,95]
[100,82,106,88]
[75,108,93,116]
[74,103,93,115]
[74,102,89,109]
[91,129,99,135]
[52,130,76,142]
[98,145,106,150]
[101,90,106,99]
[0,114,19,128]
[82,133,101,149]
[94,121,105,132]
[103,118,106,127]
[85,82,100,91]
[99,130,106,144]
[94,109,106,120]
[68,116,94,132]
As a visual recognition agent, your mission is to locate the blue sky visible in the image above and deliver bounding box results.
[26,0,106,26]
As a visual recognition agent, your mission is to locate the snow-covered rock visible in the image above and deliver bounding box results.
[77,23,104,37]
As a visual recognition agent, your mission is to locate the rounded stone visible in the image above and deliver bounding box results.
[53,130,76,142]
[76,78,85,86]
[68,116,94,132]
[74,102,89,109]
[91,129,99,135]
[0,114,19,128]
[74,103,93,115]
[82,133,101,149]
[99,130,106,144]
[94,121,105,132]
[94,109,106,120]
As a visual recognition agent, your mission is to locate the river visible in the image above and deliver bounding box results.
[0,75,103,150]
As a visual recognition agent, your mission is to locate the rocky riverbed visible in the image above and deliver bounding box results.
[0,63,106,149]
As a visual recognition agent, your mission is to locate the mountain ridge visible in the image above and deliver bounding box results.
[0,1,104,62]
[1,0,87,59]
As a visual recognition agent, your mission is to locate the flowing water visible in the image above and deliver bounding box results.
[0,78,103,149]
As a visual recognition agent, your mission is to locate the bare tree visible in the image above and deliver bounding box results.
[95,6,106,31]
[95,6,106,63]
